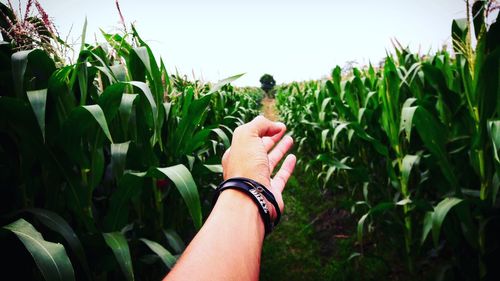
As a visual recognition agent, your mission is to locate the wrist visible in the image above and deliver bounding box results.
[213,177,281,236]
[215,189,266,236]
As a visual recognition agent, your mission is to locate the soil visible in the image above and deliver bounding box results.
[313,207,354,257]
[261,97,279,121]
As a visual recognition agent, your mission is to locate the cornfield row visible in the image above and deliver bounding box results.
[1,1,500,280]
[0,2,261,279]
[276,11,499,280]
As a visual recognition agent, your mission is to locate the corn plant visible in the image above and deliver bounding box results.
[276,7,499,279]
[0,3,261,279]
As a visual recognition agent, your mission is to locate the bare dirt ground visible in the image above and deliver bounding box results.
[261,97,279,121]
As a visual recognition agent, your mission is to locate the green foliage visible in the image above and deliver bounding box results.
[0,11,262,279]
[276,12,500,280]
[103,232,134,281]
[3,219,75,281]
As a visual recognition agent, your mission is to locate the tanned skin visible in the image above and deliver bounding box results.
[165,116,296,281]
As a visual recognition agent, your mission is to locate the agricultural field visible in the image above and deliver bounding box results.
[0,1,499,281]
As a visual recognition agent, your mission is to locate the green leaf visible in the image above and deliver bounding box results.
[103,232,134,281]
[493,173,499,205]
[401,154,419,190]
[140,238,177,269]
[3,219,75,281]
[111,141,130,178]
[357,202,394,244]
[357,213,369,245]
[204,164,223,173]
[119,93,138,136]
[421,211,433,245]
[396,198,412,206]
[79,17,87,52]
[154,165,202,229]
[172,94,212,155]
[26,89,47,141]
[349,122,388,156]
[208,73,245,95]
[212,128,230,148]
[347,252,362,261]
[131,47,152,78]
[129,45,164,110]
[77,61,88,106]
[452,18,469,52]
[332,122,349,145]
[414,106,457,188]
[432,197,463,246]
[321,129,329,149]
[98,83,126,122]
[128,81,158,143]
[11,49,55,97]
[24,208,91,280]
[105,165,202,231]
[111,64,127,82]
[104,173,143,231]
[164,229,186,254]
[399,98,417,142]
[186,155,195,170]
[185,128,212,154]
[82,104,114,143]
[163,102,172,122]
[488,120,500,164]
[477,49,500,131]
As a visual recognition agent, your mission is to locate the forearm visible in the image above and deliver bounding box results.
[165,189,265,281]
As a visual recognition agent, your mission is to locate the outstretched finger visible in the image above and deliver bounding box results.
[262,136,274,152]
[268,135,294,172]
[270,154,297,193]
[249,116,286,141]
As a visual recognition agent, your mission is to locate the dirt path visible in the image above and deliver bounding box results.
[261,97,279,121]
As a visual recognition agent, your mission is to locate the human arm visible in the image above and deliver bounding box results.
[164,116,296,281]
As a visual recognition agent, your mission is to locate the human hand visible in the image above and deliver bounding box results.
[221,115,296,220]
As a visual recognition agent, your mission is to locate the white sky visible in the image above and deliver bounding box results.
[36,0,466,86]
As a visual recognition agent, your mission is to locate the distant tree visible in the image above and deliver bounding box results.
[259,74,276,98]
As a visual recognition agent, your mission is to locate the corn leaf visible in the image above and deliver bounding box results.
[204,164,223,173]
[164,229,186,254]
[414,106,457,188]
[212,128,231,148]
[140,238,177,269]
[3,218,75,281]
[431,197,463,246]
[119,93,138,136]
[82,105,113,143]
[489,120,500,164]
[11,49,55,97]
[103,232,134,281]
[24,208,91,280]
[104,173,143,231]
[154,165,202,229]
[399,98,417,142]
[421,211,433,245]
[26,89,47,141]
[401,154,419,190]
[357,202,394,244]
[208,73,245,95]
[111,141,130,178]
